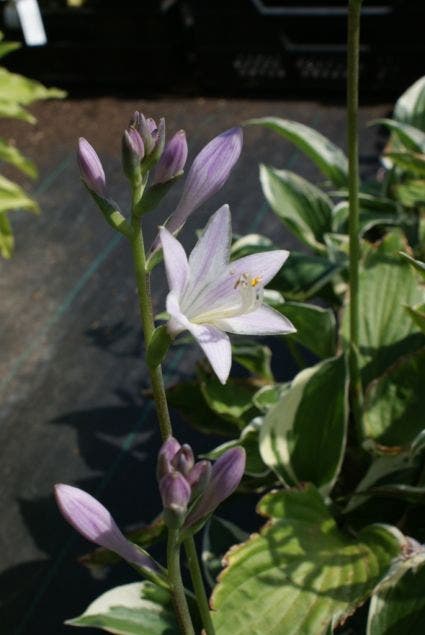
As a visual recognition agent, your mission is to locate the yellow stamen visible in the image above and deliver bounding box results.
[250,276,262,287]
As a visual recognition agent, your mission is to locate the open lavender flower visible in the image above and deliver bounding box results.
[160,204,295,383]
[157,437,245,530]
[54,484,158,572]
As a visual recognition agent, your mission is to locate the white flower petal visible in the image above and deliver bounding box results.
[188,323,232,384]
[215,305,296,335]
[159,227,189,297]
[227,250,290,286]
[182,205,231,305]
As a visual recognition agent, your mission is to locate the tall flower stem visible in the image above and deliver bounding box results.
[347,0,364,430]
[130,214,172,441]
[167,529,196,635]
[184,536,216,635]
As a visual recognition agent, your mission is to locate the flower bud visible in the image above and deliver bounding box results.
[54,484,157,571]
[187,460,212,498]
[77,137,106,197]
[136,113,156,155]
[185,447,246,528]
[171,444,195,476]
[122,127,145,180]
[159,471,191,527]
[154,130,188,184]
[156,436,181,480]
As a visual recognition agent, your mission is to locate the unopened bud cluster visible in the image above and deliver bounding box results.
[157,437,245,530]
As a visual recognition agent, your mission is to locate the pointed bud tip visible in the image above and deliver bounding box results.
[77,137,106,197]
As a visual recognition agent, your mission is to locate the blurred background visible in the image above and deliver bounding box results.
[0,1,424,634]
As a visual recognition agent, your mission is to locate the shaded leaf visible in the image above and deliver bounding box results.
[385,151,425,176]
[200,375,259,430]
[232,340,273,381]
[399,252,425,279]
[393,179,425,207]
[278,301,336,359]
[212,485,403,635]
[205,419,269,477]
[248,117,348,186]
[405,303,425,333]
[67,582,178,634]
[260,356,348,495]
[364,347,425,447]
[270,251,342,301]
[260,166,332,252]
[342,232,425,385]
[202,517,249,588]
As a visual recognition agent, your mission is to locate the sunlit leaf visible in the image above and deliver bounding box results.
[247,117,348,186]
[394,75,425,131]
[212,485,404,635]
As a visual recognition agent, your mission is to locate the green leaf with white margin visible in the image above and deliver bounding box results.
[372,119,425,154]
[67,582,178,634]
[200,374,259,429]
[0,138,37,178]
[394,75,425,132]
[0,174,39,214]
[0,213,13,258]
[363,347,425,447]
[247,117,348,186]
[393,179,425,208]
[341,231,425,385]
[367,549,425,635]
[260,355,348,495]
[211,484,404,635]
[385,151,425,176]
[260,166,333,252]
[277,301,336,359]
[399,252,425,279]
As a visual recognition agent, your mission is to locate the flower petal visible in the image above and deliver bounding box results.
[186,250,290,319]
[159,227,189,297]
[181,205,231,309]
[54,484,157,571]
[228,250,290,286]
[188,323,231,384]
[164,127,243,236]
[215,304,296,335]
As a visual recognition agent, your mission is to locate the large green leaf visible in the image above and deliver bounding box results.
[393,179,425,207]
[394,76,425,131]
[367,551,425,635]
[0,174,39,214]
[277,301,336,359]
[406,303,425,333]
[67,582,178,634]
[211,485,403,635]
[200,375,259,430]
[363,347,425,447]
[259,166,333,252]
[247,117,348,186]
[260,355,348,494]
[399,252,425,280]
[385,151,425,176]
[0,137,37,178]
[342,232,425,385]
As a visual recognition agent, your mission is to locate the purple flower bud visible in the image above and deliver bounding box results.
[146,117,157,135]
[122,128,145,179]
[164,127,243,236]
[187,460,212,498]
[152,118,166,160]
[137,113,156,155]
[154,130,188,184]
[157,436,181,480]
[54,484,157,571]
[185,447,246,528]
[159,471,191,518]
[171,444,195,476]
[77,138,106,197]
